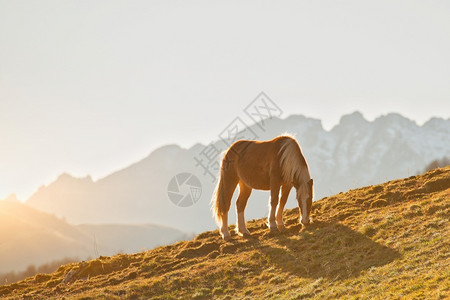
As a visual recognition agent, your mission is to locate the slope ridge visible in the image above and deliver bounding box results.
[2,167,449,299]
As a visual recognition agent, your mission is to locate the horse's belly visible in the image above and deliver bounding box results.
[249,182,271,190]
[238,169,271,190]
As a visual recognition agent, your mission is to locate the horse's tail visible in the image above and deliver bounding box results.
[212,167,227,226]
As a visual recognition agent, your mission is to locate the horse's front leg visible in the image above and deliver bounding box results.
[267,184,281,232]
[276,184,292,231]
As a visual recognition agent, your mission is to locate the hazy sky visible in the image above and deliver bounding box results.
[1,0,449,200]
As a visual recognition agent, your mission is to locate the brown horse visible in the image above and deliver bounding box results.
[212,134,313,240]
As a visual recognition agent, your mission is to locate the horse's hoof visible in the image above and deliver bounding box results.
[242,233,253,239]
[241,232,252,239]
[269,226,279,233]
[222,234,232,241]
[264,229,279,238]
[237,230,251,237]
[277,225,286,232]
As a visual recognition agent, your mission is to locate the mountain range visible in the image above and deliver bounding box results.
[26,112,449,233]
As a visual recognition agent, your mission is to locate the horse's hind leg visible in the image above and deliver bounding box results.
[236,182,252,236]
[276,184,292,231]
[219,175,238,240]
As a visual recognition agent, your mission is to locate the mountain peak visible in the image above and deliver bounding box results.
[340,111,367,124]
[147,144,183,158]
[374,113,416,127]
[285,114,323,130]
[423,117,450,131]
[55,173,93,184]
[3,193,19,202]
[331,111,368,133]
[56,173,75,181]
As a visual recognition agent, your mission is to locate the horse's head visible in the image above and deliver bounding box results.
[296,178,313,225]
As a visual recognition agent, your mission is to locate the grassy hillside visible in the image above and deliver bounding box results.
[0,201,94,273]
[1,167,449,299]
[0,201,188,276]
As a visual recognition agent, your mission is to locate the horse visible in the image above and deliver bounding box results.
[212,134,314,240]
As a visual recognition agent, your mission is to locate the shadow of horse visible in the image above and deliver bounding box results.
[247,220,400,280]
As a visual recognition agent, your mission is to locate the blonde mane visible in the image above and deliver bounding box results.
[278,134,311,185]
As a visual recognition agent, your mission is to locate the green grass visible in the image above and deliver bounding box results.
[1,167,449,299]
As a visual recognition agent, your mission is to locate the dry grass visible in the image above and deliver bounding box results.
[1,167,449,299]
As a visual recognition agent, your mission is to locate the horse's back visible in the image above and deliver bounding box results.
[222,138,285,190]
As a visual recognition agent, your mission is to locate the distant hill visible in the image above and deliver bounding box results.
[26,112,450,233]
[76,224,192,255]
[2,167,449,299]
[0,201,188,274]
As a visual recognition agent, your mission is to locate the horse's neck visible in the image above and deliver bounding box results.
[295,170,310,188]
